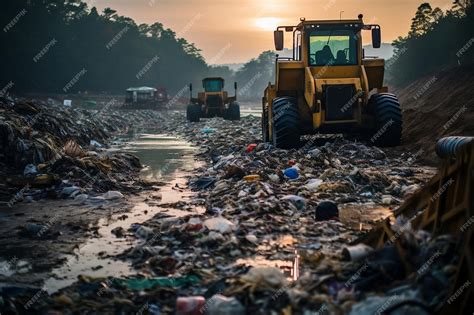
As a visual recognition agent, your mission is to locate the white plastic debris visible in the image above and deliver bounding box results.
[245,234,258,244]
[204,217,235,234]
[268,174,280,183]
[90,139,102,147]
[74,194,89,204]
[102,190,124,200]
[304,178,323,191]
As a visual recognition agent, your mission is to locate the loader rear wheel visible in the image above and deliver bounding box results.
[187,104,201,122]
[271,97,300,149]
[369,93,402,147]
[226,102,240,121]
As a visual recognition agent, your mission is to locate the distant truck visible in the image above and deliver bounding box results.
[124,86,169,109]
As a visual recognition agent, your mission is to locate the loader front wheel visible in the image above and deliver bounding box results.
[369,93,402,147]
[226,102,240,121]
[186,104,201,122]
[271,97,300,149]
[262,103,270,143]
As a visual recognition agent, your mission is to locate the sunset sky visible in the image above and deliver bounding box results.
[91,0,454,64]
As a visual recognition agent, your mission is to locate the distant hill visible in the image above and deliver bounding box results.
[218,63,244,72]
[363,43,394,60]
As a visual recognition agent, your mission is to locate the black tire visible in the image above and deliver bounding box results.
[225,102,240,121]
[186,104,201,122]
[369,93,402,147]
[262,100,270,142]
[271,97,300,149]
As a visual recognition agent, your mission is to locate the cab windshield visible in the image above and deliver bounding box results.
[309,29,358,66]
[203,80,223,92]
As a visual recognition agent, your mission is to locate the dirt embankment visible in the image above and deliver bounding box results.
[395,65,474,164]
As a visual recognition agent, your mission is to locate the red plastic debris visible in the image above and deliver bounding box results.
[246,143,257,153]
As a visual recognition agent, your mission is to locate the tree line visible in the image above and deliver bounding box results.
[0,0,275,101]
[387,0,474,85]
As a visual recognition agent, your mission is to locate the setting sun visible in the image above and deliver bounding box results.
[255,17,282,31]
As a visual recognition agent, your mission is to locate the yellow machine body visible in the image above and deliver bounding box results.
[263,17,388,138]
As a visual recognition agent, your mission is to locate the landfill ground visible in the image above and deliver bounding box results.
[1,100,463,315]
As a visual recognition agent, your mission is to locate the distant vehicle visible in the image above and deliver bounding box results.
[186,77,240,122]
[262,14,402,149]
[123,86,169,109]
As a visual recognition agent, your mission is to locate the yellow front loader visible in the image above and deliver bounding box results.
[187,77,240,122]
[262,14,402,149]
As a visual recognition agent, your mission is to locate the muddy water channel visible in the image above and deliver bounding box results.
[0,133,202,293]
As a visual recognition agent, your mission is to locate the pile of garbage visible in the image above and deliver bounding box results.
[0,98,164,204]
[3,113,452,314]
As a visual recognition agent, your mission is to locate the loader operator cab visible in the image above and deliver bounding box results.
[203,78,224,92]
[309,29,358,66]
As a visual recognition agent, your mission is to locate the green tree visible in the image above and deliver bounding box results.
[409,3,435,37]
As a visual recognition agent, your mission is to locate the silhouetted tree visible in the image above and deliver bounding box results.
[387,1,474,85]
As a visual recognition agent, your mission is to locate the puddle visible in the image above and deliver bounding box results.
[235,250,300,281]
[240,108,261,118]
[339,203,393,231]
[237,235,300,281]
[43,133,202,293]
